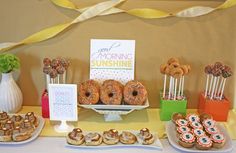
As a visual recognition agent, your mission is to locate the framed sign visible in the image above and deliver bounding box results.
[90,39,135,84]
[48,84,78,121]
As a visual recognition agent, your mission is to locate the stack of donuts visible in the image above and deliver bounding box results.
[160,58,191,100]
[203,62,232,100]
[66,127,155,146]
[172,113,226,150]
[0,112,39,142]
[78,79,147,105]
[43,57,70,85]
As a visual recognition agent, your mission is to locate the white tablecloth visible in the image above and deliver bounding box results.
[0,137,234,153]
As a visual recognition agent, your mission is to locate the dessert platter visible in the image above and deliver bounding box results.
[0,111,45,145]
[166,113,233,152]
[78,79,149,121]
[66,127,162,150]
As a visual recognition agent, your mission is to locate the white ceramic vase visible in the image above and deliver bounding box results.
[0,72,23,113]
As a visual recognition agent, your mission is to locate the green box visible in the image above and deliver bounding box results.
[159,93,187,121]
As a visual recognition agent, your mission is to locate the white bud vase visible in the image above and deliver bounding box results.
[0,72,23,113]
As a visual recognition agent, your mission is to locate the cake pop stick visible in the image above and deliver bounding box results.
[210,76,217,100]
[208,75,214,97]
[160,64,168,98]
[178,77,182,97]
[181,76,185,96]
[46,74,50,90]
[217,77,223,97]
[174,78,178,100]
[204,74,209,97]
[163,74,167,98]
[220,78,226,100]
[213,77,220,98]
[168,76,173,100]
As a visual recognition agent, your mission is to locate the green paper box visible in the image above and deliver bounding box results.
[159,93,187,121]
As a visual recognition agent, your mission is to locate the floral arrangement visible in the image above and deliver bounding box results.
[0,53,20,73]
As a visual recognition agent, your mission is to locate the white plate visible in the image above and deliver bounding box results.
[166,121,233,153]
[66,130,162,150]
[0,115,45,145]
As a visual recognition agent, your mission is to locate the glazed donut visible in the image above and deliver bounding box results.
[85,132,103,146]
[67,128,84,145]
[100,80,123,105]
[160,64,168,74]
[167,58,179,65]
[78,80,100,105]
[103,129,119,145]
[170,68,183,79]
[119,131,137,144]
[123,80,147,105]
[137,128,155,145]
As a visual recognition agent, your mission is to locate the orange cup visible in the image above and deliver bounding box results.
[198,92,230,121]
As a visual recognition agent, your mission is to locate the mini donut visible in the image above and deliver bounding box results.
[123,80,147,105]
[169,62,180,69]
[160,64,168,74]
[78,80,100,105]
[67,128,84,145]
[170,68,183,78]
[137,128,155,145]
[103,129,119,145]
[167,58,179,65]
[119,131,137,144]
[180,65,189,75]
[85,132,103,146]
[100,80,123,105]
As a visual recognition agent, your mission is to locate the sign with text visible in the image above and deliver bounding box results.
[48,84,78,121]
[90,39,135,84]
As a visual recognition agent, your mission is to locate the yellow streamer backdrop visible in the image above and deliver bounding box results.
[0,0,235,53]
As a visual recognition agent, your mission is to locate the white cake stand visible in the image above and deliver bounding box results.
[79,99,149,121]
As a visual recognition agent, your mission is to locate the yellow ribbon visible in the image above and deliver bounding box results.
[0,0,236,52]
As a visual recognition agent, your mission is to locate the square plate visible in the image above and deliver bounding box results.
[166,121,233,153]
[0,115,45,145]
[66,130,162,150]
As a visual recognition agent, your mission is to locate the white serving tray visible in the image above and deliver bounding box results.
[66,130,162,150]
[166,121,233,153]
[0,115,45,145]
[79,99,149,121]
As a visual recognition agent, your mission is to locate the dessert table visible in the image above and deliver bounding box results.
[1,106,236,153]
